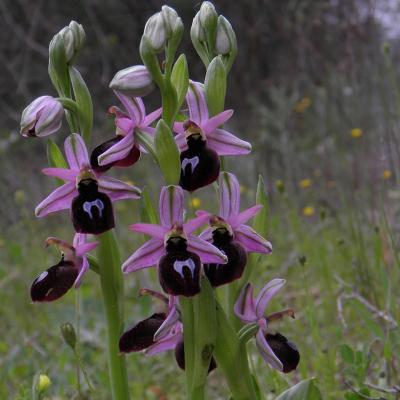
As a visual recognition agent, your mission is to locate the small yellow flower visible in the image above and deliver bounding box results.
[299,179,312,189]
[294,97,312,113]
[37,374,51,392]
[302,206,315,217]
[383,170,392,180]
[190,197,201,209]
[351,128,363,138]
[275,179,285,193]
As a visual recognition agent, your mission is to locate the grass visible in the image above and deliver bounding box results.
[1,166,399,399]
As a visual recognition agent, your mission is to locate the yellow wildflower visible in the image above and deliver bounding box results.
[383,170,392,180]
[302,206,315,217]
[37,374,51,392]
[190,197,201,209]
[294,97,312,113]
[351,128,362,138]
[299,179,312,189]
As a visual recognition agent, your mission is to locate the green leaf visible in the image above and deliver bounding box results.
[253,175,268,237]
[139,187,159,224]
[47,139,67,168]
[171,54,189,112]
[275,378,323,400]
[135,129,158,162]
[205,56,227,116]
[154,119,181,185]
[69,66,93,144]
[340,344,355,364]
[48,33,70,97]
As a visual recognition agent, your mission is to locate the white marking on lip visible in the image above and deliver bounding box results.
[181,156,199,175]
[83,199,104,219]
[36,271,48,283]
[173,258,196,278]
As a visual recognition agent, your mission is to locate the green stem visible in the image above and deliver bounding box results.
[213,301,257,400]
[97,230,130,400]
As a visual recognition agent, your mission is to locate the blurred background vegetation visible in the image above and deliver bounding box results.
[1,0,400,399]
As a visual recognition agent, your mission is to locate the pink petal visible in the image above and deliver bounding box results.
[219,172,240,219]
[73,233,86,249]
[98,176,141,201]
[255,279,286,319]
[129,223,167,240]
[141,107,162,127]
[64,133,90,170]
[114,91,145,125]
[198,227,213,242]
[203,109,233,134]
[145,329,182,356]
[115,116,134,134]
[42,168,77,182]
[187,235,227,264]
[35,182,76,217]
[230,205,263,228]
[234,224,272,254]
[98,132,135,166]
[183,213,210,234]
[75,241,98,257]
[256,329,283,371]
[74,256,89,288]
[207,128,252,156]
[233,283,257,323]
[159,185,184,228]
[122,238,165,273]
[154,307,180,341]
[173,121,185,134]
[186,81,209,125]
[174,132,187,151]
[139,126,156,136]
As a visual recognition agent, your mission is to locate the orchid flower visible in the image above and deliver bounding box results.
[122,185,227,296]
[31,234,98,302]
[90,91,162,172]
[234,280,299,373]
[196,172,272,286]
[35,133,141,234]
[173,81,251,191]
[120,290,216,372]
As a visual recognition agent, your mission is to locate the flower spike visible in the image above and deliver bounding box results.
[234,280,300,373]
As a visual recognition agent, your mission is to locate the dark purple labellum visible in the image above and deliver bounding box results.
[90,136,140,173]
[30,259,78,302]
[71,179,115,234]
[159,237,201,297]
[179,135,220,192]
[204,228,247,287]
[175,340,217,372]
[266,333,300,373]
[119,313,166,353]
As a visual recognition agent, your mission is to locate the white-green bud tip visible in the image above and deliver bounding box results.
[143,12,167,53]
[58,20,85,63]
[110,65,155,97]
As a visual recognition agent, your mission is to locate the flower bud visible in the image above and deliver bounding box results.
[37,374,51,393]
[109,65,155,97]
[58,21,85,63]
[215,16,235,55]
[143,12,167,53]
[191,13,206,43]
[199,2,217,30]
[161,5,179,36]
[60,322,77,349]
[20,96,64,138]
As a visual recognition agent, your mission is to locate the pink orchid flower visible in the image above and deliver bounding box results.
[173,81,251,156]
[122,185,227,296]
[91,91,162,172]
[234,280,299,373]
[30,234,98,302]
[35,133,141,233]
[198,172,272,254]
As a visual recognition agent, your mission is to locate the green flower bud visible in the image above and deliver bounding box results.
[37,374,51,393]
[109,65,155,97]
[199,1,217,30]
[58,21,85,63]
[161,5,179,36]
[143,12,167,53]
[60,322,77,349]
[215,16,232,55]
[191,13,207,43]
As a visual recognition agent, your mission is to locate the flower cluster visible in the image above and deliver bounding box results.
[20,2,300,397]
